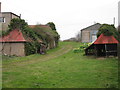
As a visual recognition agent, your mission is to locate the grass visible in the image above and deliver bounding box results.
[2,42,118,88]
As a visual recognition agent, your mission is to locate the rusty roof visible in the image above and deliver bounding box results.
[94,34,119,44]
[0,29,26,42]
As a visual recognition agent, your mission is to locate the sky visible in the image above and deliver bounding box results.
[0,0,120,40]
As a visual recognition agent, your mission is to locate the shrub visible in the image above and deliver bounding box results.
[97,24,120,41]
[6,18,42,55]
[73,43,92,53]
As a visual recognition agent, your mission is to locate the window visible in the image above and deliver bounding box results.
[0,17,5,23]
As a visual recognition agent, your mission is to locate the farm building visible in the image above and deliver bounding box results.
[29,25,59,49]
[0,29,26,56]
[85,34,119,57]
[0,3,20,31]
[81,23,101,43]
[0,29,43,56]
[0,12,20,31]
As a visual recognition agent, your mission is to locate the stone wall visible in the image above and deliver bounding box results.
[1,13,11,31]
[1,12,20,31]
[81,23,101,43]
[0,42,25,56]
[81,30,90,43]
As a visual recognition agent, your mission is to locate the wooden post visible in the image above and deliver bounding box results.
[94,45,97,56]
[105,44,107,57]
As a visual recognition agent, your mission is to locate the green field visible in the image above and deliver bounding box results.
[2,42,118,88]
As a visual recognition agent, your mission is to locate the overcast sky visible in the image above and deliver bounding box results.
[0,0,119,40]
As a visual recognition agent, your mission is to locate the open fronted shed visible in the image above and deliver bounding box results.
[85,34,119,57]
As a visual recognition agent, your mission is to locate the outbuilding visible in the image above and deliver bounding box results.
[85,34,119,57]
[81,23,101,43]
[0,29,26,56]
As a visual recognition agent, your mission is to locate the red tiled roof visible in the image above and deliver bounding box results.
[94,34,119,44]
[0,29,26,42]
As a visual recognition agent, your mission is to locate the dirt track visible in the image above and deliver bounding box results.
[3,44,73,71]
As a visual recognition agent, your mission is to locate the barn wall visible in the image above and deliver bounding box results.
[81,23,101,43]
[0,42,25,56]
[2,13,11,31]
[1,13,20,31]
[47,39,56,49]
[81,30,90,43]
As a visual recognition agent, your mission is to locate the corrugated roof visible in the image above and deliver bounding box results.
[94,34,119,44]
[81,23,101,31]
[0,29,26,42]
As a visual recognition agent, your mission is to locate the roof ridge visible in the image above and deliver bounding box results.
[81,23,101,31]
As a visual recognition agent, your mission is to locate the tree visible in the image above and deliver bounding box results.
[8,18,28,30]
[8,18,41,55]
[97,24,120,41]
[46,22,56,30]
[75,31,81,42]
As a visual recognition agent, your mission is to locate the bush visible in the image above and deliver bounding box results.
[7,18,42,55]
[25,42,41,55]
[73,43,92,53]
[97,24,120,41]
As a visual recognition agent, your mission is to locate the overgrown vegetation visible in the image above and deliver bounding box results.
[31,24,60,49]
[8,18,41,55]
[46,22,56,30]
[1,18,60,55]
[97,24,120,41]
[73,43,92,53]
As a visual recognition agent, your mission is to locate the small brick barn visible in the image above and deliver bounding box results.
[0,29,27,56]
[85,34,119,57]
[0,29,42,56]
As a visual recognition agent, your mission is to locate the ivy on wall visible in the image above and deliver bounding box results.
[1,18,60,56]
[97,24,120,41]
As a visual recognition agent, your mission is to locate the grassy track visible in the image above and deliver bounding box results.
[2,42,118,88]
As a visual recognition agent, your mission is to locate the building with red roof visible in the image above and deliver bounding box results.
[94,34,119,44]
[0,29,27,56]
[0,29,43,56]
[0,29,26,42]
[85,34,119,57]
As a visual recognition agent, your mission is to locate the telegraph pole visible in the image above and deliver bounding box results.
[118,1,120,60]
